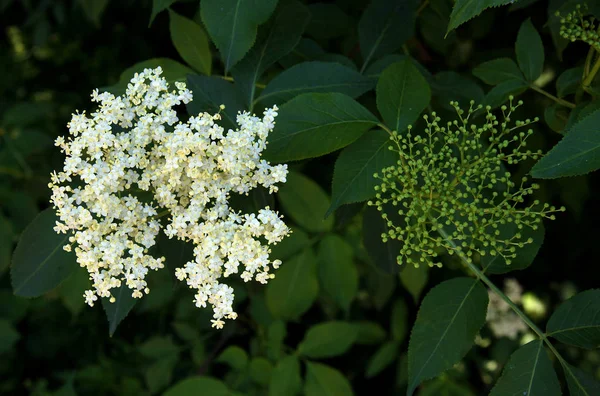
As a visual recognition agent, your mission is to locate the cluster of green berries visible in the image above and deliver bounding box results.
[557,4,600,49]
[368,98,565,269]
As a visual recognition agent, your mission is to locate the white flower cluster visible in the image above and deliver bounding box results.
[49,67,290,329]
[486,279,528,340]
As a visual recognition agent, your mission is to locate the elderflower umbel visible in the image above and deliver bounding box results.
[49,67,290,328]
[369,98,564,269]
[557,4,600,49]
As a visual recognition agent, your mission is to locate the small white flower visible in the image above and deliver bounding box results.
[49,67,290,328]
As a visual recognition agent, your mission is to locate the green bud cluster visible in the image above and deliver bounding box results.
[557,4,600,49]
[368,98,564,269]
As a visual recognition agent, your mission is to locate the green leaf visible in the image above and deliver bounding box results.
[376,60,431,133]
[77,0,108,26]
[399,264,428,302]
[407,277,488,395]
[358,0,418,72]
[11,208,78,297]
[562,361,600,396]
[546,289,600,349]
[270,226,310,261]
[557,66,583,98]
[482,222,545,274]
[59,267,91,316]
[269,355,302,396]
[306,3,351,39]
[232,1,310,108]
[149,0,177,26]
[420,378,476,396]
[278,172,334,232]
[298,321,357,359]
[327,130,397,216]
[256,62,373,109]
[472,58,525,85]
[531,108,600,178]
[0,319,20,354]
[249,357,273,385]
[354,321,387,345]
[490,340,561,396]
[105,58,194,95]
[164,377,230,396]
[145,355,178,394]
[515,19,544,82]
[216,345,249,370]
[201,0,278,72]
[169,10,212,75]
[447,0,515,33]
[185,75,246,130]
[140,336,180,359]
[391,299,408,342]
[362,205,402,274]
[264,92,378,163]
[102,283,137,336]
[0,214,14,274]
[304,362,354,396]
[266,248,319,320]
[317,235,358,312]
[545,103,569,133]
[431,71,484,108]
[483,79,529,109]
[366,340,400,378]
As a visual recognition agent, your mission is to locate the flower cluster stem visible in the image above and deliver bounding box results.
[436,223,567,363]
[530,85,576,109]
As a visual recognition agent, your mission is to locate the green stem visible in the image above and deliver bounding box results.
[530,85,576,109]
[435,223,567,361]
[582,52,600,92]
[221,75,266,89]
[377,123,394,136]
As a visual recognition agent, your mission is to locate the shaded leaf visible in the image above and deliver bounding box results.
[516,19,545,82]
[376,60,431,133]
[399,264,428,302]
[407,278,488,395]
[391,299,408,342]
[101,283,137,336]
[201,0,278,72]
[483,79,529,109]
[490,340,561,396]
[0,319,20,354]
[472,58,524,85]
[266,248,319,320]
[263,92,378,163]
[362,205,402,274]
[216,345,248,370]
[256,62,372,109]
[149,0,177,26]
[546,289,600,349]
[106,58,194,95]
[11,209,77,297]
[186,75,246,130]
[232,1,310,108]
[169,10,212,75]
[531,108,600,178]
[358,0,418,72]
[164,377,230,396]
[278,172,334,232]
[366,340,400,378]
[563,361,600,396]
[317,235,358,312]
[354,321,387,345]
[448,0,516,33]
[269,355,302,396]
[327,130,397,216]
[557,66,583,98]
[306,3,351,39]
[304,362,354,396]
[482,222,545,274]
[298,321,357,359]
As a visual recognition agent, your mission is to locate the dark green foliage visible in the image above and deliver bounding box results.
[2,0,600,394]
